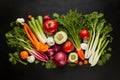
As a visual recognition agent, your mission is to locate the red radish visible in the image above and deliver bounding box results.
[53,51,67,66]
[43,20,58,35]
[62,40,74,53]
[80,29,90,40]
[44,15,50,20]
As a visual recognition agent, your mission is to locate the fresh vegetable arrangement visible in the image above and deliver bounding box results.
[5,10,113,69]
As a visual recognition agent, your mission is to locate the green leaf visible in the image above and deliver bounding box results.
[45,60,57,69]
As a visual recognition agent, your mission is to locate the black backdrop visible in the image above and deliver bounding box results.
[0,0,120,80]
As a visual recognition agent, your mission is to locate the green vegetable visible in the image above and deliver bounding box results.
[5,21,33,64]
[84,12,113,66]
[41,60,57,69]
[53,10,84,49]
[97,53,111,66]
[5,21,32,50]
[9,52,27,65]
[6,21,49,64]
[28,16,47,43]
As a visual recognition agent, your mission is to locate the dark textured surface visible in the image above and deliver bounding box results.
[0,0,120,80]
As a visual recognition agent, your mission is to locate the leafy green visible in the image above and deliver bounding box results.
[84,12,113,66]
[5,21,32,65]
[97,53,111,66]
[5,21,32,51]
[68,63,76,67]
[41,60,57,69]
[9,52,27,65]
[53,10,85,49]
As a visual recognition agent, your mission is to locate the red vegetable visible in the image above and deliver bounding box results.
[52,44,61,53]
[53,51,67,66]
[44,15,50,20]
[62,40,74,53]
[43,20,58,35]
[80,29,90,39]
[76,48,85,60]
[29,49,49,62]
[46,48,54,56]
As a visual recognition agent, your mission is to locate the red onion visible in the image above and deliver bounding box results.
[53,44,61,52]
[46,48,54,56]
[53,51,67,66]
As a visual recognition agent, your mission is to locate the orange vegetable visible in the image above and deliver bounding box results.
[76,48,85,60]
[28,15,33,19]
[84,60,88,65]
[19,51,29,60]
[74,60,78,64]
[79,61,83,66]
[67,59,70,63]
[23,23,48,52]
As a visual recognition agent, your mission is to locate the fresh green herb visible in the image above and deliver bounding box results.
[5,21,32,51]
[5,21,32,65]
[9,52,27,65]
[68,63,76,67]
[41,60,57,69]
[97,53,111,66]
[53,10,84,49]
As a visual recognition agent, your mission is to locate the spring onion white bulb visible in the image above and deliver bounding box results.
[16,18,25,25]
[27,55,35,63]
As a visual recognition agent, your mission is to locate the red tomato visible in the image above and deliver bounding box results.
[62,40,74,53]
[43,20,58,35]
[80,29,90,39]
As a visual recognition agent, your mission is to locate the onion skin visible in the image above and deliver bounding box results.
[52,44,61,53]
[53,51,67,66]
[46,48,54,56]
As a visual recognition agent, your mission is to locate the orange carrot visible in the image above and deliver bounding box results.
[76,48,85,60]
[38,42,48,52]
[24,23,40,51]
[19,51,29,60]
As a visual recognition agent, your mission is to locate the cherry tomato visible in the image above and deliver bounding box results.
[62,40,74,53]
